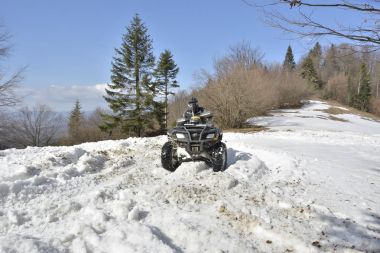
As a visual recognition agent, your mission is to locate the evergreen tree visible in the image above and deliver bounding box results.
[322,44,340,79]
[301,56,321,89]
[309,42,322,78]
[352,63,372,111]
[102,14,155,137]
[310,42,322,60]
[69,100,83,140]
[283,45,296,71]
[153,50,179,130]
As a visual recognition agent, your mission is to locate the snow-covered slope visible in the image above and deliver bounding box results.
[0,100,379,253]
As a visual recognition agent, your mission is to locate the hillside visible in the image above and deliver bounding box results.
[0,100,379,253]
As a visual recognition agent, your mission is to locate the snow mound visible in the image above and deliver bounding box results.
[0,101,379,252]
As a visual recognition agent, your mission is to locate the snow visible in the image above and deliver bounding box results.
[250,100,380,135]
[0,100,379,252]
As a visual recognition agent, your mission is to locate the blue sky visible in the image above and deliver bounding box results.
[0,0,360,111]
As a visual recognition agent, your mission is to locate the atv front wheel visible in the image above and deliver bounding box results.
[212,142,227,172]
[161,142,181,172]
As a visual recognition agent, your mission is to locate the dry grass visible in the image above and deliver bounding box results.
[223,125,267,133]
[328,115,349,122]
[317,107,348,115]
[318,99,380,122]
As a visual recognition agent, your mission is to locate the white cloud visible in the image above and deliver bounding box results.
[20,83,109,112]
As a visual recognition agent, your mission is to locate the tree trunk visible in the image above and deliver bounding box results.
[135,64,141,137]
[164,77,168,130]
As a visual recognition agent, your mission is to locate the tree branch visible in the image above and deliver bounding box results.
[282,0,380,13]
[255,1,380,49]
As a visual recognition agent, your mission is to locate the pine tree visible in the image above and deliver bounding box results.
[153,50,179,130]
[102,14,155,137]
[310,42,322,59]
[323,44,340,79]
[352,63,372,111]
[309,42,322,78]
[301,56,321,89]
[283,45,296,71]
[69,100,83,140]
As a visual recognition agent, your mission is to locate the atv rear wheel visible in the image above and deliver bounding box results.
[212,142,227,172]
[161,141,181,172]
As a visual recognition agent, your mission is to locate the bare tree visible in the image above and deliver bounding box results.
[246,1,380,50]
[0,24,23,108]
[215,41,264,76]
[0,70,23,107]
[167,90,191,127]
[9,104,63,147]
[189,42,312,128]
[0,110,14,149]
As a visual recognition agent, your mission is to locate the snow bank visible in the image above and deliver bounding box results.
[0,100,379,252]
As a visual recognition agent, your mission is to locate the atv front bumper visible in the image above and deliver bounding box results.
[176,139,216,154]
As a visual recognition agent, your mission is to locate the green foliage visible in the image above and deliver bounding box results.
[68,100,83,139]
[102,14,155,137]
[283,45,296,71]
[153,50,179,130]
[301,56,321,89]
[352,63,372,111]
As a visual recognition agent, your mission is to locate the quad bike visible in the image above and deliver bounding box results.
[161,112,227,172]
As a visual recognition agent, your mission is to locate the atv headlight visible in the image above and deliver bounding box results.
[206,133,216,139]
[176,133,186,139]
